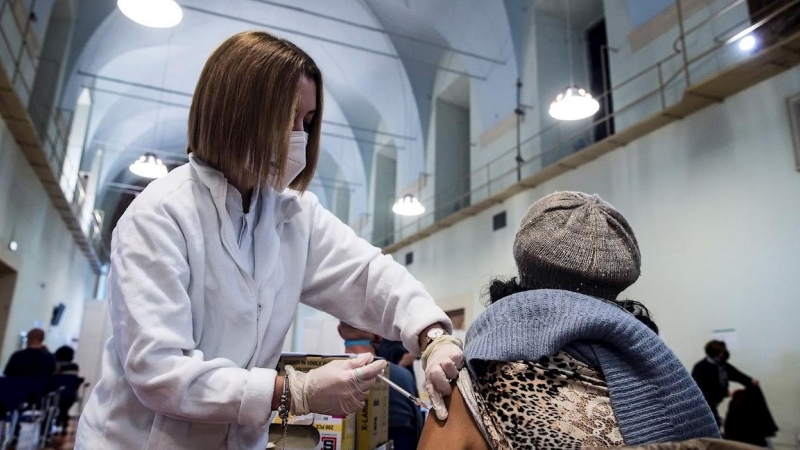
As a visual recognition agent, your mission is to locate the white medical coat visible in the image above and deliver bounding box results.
[75,155,450,449]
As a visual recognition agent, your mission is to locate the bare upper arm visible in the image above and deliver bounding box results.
[418,385,491,450]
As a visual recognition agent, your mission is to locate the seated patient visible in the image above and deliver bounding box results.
[419,191,719,449]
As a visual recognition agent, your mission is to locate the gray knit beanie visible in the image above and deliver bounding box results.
[513,191,641,300]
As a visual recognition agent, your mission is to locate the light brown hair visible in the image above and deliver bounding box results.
[188,31,323,191]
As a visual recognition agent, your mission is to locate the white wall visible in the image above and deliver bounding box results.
[393,66,800,447]
[75,299,111,394]
[0,115,97,365]
[290,304,343,355]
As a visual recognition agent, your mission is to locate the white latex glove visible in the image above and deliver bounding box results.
[287,353,387,416]
[421,336,464,420]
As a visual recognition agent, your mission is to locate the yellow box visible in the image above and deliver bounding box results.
[275,354,389,450]
[356,363,388,450]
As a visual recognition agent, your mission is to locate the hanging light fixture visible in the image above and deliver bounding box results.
[129,153,169,179]
[549,85,600,121]
[738,34,757,52]
[392,194,425,216]
[549,0,600,121]
[117,0,183,28]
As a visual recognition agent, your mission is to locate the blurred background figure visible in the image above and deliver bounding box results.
[52,345,84,434]
[55,345,80,376]
[338,323,423,450]
[4,328,56,378]
[723,380,778,447]
[692,340,758,426]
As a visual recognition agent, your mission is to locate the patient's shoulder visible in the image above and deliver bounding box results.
[418,385,491,450]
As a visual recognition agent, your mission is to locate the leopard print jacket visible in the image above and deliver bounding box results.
[471,351,625,449]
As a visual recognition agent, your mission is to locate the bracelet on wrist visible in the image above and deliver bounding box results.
[278,371,292,444]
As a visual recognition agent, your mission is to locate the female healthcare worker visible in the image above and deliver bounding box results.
[76,31,463,449]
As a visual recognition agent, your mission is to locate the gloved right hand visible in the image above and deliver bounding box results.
[421,336,464,420]
[287,353,387,416]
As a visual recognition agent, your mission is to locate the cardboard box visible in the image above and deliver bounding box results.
[270,413,355,450]
[275,354,389,450]
[356,363,388,450]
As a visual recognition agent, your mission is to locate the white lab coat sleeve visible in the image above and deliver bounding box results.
[300,196,451,355]
[109,209,275,428]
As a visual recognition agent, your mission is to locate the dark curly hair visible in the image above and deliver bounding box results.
[484,277,659,334]
[704,340,728,359]
[54,345,75,362]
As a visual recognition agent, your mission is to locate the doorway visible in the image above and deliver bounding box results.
[434,97,471,221]
[587,19,614,142]
[373,151,397,248]
[0,258,18,352]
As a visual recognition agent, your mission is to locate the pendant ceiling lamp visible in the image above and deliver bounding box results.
[549,86,600,121]
[549,0,600,121]
[738,34,757,52]
[117,0,183,28]
[392,194,425,217]
[129,153,169,179]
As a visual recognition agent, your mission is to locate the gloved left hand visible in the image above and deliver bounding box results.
[421,336,464,420]
[287,353,386,416]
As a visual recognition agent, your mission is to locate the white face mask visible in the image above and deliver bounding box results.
[273,131,308,192]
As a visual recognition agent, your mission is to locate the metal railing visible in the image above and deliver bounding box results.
[368,0,800,248]
[0,0,109,266]
[0,0,37,107]
[87,209,109,263]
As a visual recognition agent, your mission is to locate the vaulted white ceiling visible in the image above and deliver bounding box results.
[61,0,519,224]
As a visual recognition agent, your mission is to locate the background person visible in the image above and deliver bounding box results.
[4,328,56,378]
[420,192,719,449]
[692,340,758,426]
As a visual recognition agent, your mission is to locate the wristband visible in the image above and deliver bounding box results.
[420,335,463,368]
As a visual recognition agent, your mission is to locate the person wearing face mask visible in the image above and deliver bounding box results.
[75,31,463,450]
[692,341,758,427]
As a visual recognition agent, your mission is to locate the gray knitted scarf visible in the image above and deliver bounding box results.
[464,289,720,445]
